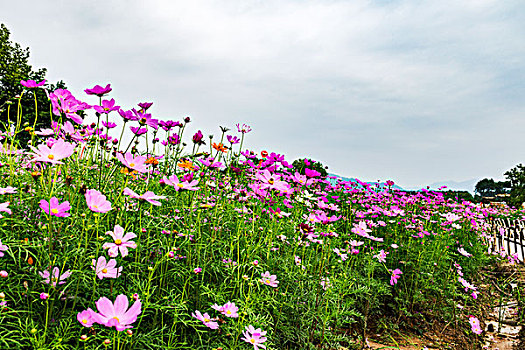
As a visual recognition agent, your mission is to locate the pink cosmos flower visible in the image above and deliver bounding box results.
[20,79,46,88]
[242,325,267,350]
[236,123,252,134]
[77,309,97,327]
[255,169,291,193]
[373,249,388,263]
[39,267,71,287]
[90,294,142,331]
[162,174,200,191]
[92,256,123,279]
[0,202,11,217]
[84,84,112,97]
[0,186,17,195]
[211,302,239,318]
[390,269,402,285]
[116,152,149,173]
[29,139,76,165]
[192,310,219,329]
[123,187,166,206]
[49,89,90,124]
[468,316,482,335]
[0,239,8,257]
[39,197,71,217]
[102,225,137,258]
[85,189,112,213]
[259,271,279,288]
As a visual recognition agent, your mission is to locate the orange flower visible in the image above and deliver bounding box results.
[120,167,138,180]
[145,157,159,166]
[261,150,268,158]
[212,142,228,153]
[178,160,195,170]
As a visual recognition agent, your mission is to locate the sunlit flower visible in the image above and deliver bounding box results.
[29,139,76,165]
[116,153,149,173]
[123,187,166,206]
[211,302,239,318]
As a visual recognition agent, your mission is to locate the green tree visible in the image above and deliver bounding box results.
[0,23,66,146]
[474,178,511,197]
[504,164,525,208]
[292,158,328,177]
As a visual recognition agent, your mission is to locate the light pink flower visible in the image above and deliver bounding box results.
[39,267,71,287]
[259,271,279,288]
[102,225,137,258]
[29,139,76,165]
[116,153,149,173]
[373,249,388,263]
[0,203,13,216]
[0,239,7,257]
[211,302,239,318]
[85,189,112,213]
[0,186,16,195]
[162,174,200,191]
[92,256,123,279]
[77,309,96,327]
[242,325,267,350]
[123,187,166,206]
[192,310,219,329]
[90,294,142,331]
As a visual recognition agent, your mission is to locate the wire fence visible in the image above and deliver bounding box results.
[488,217,525,262]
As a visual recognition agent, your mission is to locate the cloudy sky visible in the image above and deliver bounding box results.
[3,0,524,189]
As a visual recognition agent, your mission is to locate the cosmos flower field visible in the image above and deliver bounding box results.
[0,81,522,349]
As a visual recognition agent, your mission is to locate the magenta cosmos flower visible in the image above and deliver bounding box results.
[29,139,76,165]
[88,294,142,331]
[116,152,149,173]
[102,225,137,258]
[39,267,71,287]
[191,310,219,329]
[39,197,71,217]
[123,187,166,206]
[84,84,112,97]
[259,271,279,288]
[85,189,112,213]
[20,79,46,88]
[92,256,123,279]
[389,269,402,286]
[93,98,120,114]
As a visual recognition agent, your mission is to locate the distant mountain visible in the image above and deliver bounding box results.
[420,179,479,193]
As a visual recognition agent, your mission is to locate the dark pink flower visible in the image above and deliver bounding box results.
[20,79,46,88]
[93,99,120,114]
[84,84,112,97]
[39,197,71,217]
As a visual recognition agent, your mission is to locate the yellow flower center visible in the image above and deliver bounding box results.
[115,239,122,245]
[204,318,210,322]
[82,319,88,324]
[268,178,274,184]
[51,208,58,214]
[102,268,108,273]
[226,310,231,315]
[48,154,55,160]
[112,316,120,323]
[129,163,135,167]
[266,279,271,284]
[177,183,184,188]
[250,339,255,344]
